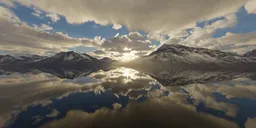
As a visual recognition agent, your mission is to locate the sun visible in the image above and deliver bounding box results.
[120,51,139,62]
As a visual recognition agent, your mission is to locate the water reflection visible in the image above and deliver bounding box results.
[0,67,256,128]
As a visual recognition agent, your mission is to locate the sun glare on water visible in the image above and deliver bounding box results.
[123,69,130,79]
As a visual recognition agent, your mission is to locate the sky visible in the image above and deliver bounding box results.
[0,0,256,61]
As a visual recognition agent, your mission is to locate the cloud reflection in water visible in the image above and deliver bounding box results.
[0,67,255,128]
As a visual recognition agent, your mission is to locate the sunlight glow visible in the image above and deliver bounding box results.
[123,68,130,79]
[120,51,139,62]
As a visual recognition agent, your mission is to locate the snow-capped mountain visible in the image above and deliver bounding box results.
[129,44,256,71]
[0,55,17,63]
[0,55,18,64]
[19,55,47,62]
[37,51,100,67]
[100,57,117,63]
[244,49,256,58]
[0,54,48,64]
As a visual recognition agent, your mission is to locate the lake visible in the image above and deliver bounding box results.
[0,67,256,128]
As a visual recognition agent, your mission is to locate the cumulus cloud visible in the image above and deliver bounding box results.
[216,32,256,53]
[245,118,256,128]
[0,6,98,55]
[2,0,247,34]
[0,73,82,127]
[31,8,60,23]
[112,24,122,30]
[162,14,256,54]
[0,67,164,127]
[41,97,238,128]
[100,32,153,52]
[93,50,106,55]
[183,84,238,117]
[0,0,254,57]
[31,8,44,19]
[90,32,156,60]
[180,14,237,47]
[46,12,60,23]
[88,67,161,99]
[46,109,60,118]
[0,7,154,58]
[216,79,256,99]
[245,0,256,14]
[33,23,53,31]
[0,0,15,7]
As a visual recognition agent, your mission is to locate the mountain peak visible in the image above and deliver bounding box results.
[0,55,17,63]
[38,51,99,65]
[244,49,256,58]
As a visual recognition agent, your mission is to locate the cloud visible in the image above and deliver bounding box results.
[100,32,154,52]
[93,50,106,55]
[0,73,81,127]
[31,8,44,19]
[180,14,237,47]
[2,0,247,34]
[31,8,60,23]
[0,6,98,55]
[0,0,15,7]
[112,103,122,110]
[46,109,60,118]
[183,84,238,117]
[162,14,256,54]
[33,23,53,31]
[46,12,60,23]
[245,118,256,128]
[245,0,256,14]
[216,32,256,53]
[41,97,238,128]
[91,32,156,60]
[0,0,253,57]
[0,7,154,58]
[112,24,122,30]
[216,79,256,99]
[88,67,161,99]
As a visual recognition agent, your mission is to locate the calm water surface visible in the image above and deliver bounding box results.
[0,67,256,128]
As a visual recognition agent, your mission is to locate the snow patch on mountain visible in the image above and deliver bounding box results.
[141,44,255,65]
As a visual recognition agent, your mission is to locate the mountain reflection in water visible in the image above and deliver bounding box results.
[0,67,256,128]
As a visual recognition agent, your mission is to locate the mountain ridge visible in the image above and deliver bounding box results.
[244,49,256,58]
[127,44,256,72]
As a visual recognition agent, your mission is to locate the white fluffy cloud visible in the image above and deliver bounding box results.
[180,14,237,47]
[0,6,99,55]
[245,0,256,14]
[33,23,53,31]
[31,7,43,19]
[0,6,156,58]
[46,12,60,23]
[101,32,153,52]
[245,118,256,128]
[0,0,254,57]
[92,32,156,60]
[216,32,256,53]
[112,24,122,30]
[41,94,239,128]
[2,0,247,34]
[163,14,256,54]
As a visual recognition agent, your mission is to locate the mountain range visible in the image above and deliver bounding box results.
[0,44,255,71]
[0,45,256,86]
[244,49,256,58]
[127,44,256,72]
